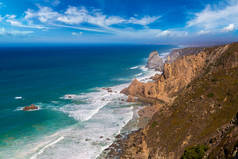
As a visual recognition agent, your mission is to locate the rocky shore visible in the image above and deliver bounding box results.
[101,42,238,159]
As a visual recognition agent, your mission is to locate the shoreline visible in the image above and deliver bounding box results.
[99,42,238,158]
[98,50,168,159]
[98,45,204,158]
[98,104,149,159]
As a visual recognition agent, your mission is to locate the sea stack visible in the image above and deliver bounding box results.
[146,51,164,71]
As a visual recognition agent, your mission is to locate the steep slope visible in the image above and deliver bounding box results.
[109,42,238,159]
[121,44,229,104]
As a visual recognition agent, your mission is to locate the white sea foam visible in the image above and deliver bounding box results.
[30,136,64,159]
[61,94,79,100]
[136,65,161,82]
[129,65,140,70]
[139,65,148,72]
[135,73,143,77]
[19,87,133,159]
[59,83,129,121]
[14,96,23,100]
[112,77,131,82]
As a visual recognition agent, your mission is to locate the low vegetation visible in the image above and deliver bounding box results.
[181,145,208,159]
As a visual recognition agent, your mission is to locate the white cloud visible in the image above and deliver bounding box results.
[1,4,164,38]
[8,30,34,35]
[25,6,59,23]
[5,14,47,29]
[52,0,60,6]
[0,27,33,36]
[105,16,126,26]
[6,14,17,19]
[52,23,107,33]
[128,16,160,25]
[112,27,188,40]
[197,30,210,35]
[57,7,87,24]
[187,2,238,32]
[156,30,188,37]
[0,28,6,35]
[6,19,22,26]
[223,24,235,32]
[72,32,83,36]
[25,6,160,28]
[57,6,125,27]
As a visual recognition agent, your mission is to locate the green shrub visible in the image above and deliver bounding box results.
[207,93,214,98]
[181,145,208,159]
[151,121,158,128]
[211,78,217,82]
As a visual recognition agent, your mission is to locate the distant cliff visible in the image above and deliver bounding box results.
[107,42,238,159]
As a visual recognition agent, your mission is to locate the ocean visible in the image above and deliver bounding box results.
[0,45,175,159]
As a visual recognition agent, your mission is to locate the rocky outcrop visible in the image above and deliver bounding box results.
[122,49,210,104]
[122,43,233,104]
[108,42,238,159]
[146,51,164,71]
[127,95,136,102]
[23,104,38,111]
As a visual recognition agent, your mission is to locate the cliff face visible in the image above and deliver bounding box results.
[115,43,238,159]
[122,44,232,104]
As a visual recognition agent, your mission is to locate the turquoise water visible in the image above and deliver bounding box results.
[0,45,175,159]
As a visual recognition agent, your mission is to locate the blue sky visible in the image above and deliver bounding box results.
[0,0,238,45]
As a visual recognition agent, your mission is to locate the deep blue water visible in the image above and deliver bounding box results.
[0,45,175,158]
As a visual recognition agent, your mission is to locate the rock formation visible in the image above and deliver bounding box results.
[127,95,136,102]
[105,42,238,159]
[146,51,164,71]
[122,47,211,104]
[23,104,38,111]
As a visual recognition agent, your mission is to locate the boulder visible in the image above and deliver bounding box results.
[102,88,113,93]
[127,95,136,102]
[23,104,38,111]
[146,51,164,71]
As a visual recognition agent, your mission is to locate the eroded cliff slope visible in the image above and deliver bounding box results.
[112,42,238,159]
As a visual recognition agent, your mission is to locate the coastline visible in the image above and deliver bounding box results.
[98,50,169,159]
[98,45,218,158]
[0,45,176,159]
[100,42,238,158]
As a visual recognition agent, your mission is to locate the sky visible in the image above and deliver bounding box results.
[0,0,238,45]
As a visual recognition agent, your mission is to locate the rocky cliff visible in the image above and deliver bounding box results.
[121,45,226,104]
[107,42,238,159]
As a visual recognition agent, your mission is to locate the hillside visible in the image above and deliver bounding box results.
[105,42,238,159]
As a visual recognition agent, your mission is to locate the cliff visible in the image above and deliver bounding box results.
[121,45,227,104]
[107,42,238,159]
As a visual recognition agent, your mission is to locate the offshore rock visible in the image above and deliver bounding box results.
[146,51,164,71]
[23,104,38,111]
